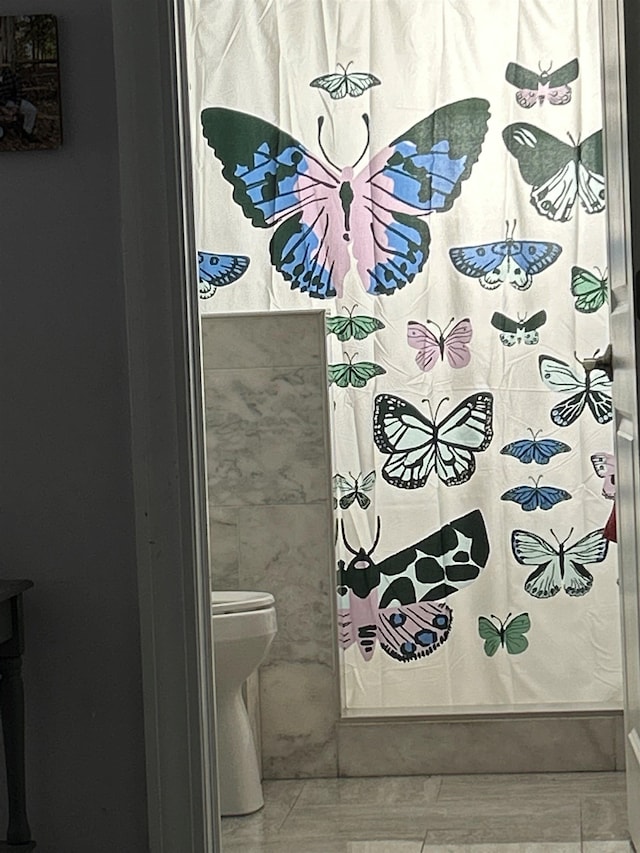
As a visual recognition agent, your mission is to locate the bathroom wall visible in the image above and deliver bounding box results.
[202,310,339,778]
[0,2,148,848]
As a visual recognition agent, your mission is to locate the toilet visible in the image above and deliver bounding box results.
[211,590,277,816]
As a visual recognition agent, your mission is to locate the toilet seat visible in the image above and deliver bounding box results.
[211,590,275,615]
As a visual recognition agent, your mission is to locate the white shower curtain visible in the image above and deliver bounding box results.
[187,0,621,713]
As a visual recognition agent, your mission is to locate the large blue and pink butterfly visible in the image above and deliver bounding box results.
[201,101,490,299]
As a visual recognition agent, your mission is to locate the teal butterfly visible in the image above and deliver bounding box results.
[571,266,608,313]
[328,355,386,388]
[333,470,376,510]
[309,63,381,100]
[511,527,608,598]
[478,612,531,656]
[373,392,494,488]
[326,307,385,342]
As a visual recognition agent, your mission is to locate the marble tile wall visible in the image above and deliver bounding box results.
[202,311,339,778]
[337,713,625,777]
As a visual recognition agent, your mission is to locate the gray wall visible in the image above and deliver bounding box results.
[0,3,148,849]
[202,311,339,778]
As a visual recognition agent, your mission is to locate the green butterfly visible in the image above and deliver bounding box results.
[325,308,386,342]
[328,355,386,388]
[571,266,608,313]
[478,612,530,656]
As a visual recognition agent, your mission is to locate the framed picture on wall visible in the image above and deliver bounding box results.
[0,14,62,151]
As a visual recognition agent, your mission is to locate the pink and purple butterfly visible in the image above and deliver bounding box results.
[407,317,472,371]
[201,101,490,299]
[591,452,615,499]
[506,59,579,108]
[338,588,452,663]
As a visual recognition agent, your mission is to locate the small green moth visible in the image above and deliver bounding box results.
[328,354,386,388]
[325,307,386,342]
[478,612,530,656]
[570,266,608,314]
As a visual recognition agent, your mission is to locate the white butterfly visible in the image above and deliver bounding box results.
[538,354,612,427]
[309,63,381,100]
[373,393,494,489]
[512,528,609,598]
[503,124,605,222]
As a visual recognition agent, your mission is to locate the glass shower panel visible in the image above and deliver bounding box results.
[186,0,621,715]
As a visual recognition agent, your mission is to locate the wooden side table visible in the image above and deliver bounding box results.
[0,581,34,848]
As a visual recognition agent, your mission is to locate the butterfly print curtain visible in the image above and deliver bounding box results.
[186,0,621,712]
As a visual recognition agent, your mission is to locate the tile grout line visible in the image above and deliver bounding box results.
[432,774,443,803]
[420,821,430,852]
[419,775,442,853]
[276,779,307,831]
[209,500,330,510]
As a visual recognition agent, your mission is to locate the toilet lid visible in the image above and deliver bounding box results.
[211,590,275,615]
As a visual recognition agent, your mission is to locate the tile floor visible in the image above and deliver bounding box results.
[220,772,631,852]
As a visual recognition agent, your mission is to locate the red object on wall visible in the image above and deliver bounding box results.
[604,504,617,543]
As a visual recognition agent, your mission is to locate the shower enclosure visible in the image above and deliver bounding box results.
[186,0,621,717]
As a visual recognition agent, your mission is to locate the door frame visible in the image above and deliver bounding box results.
[600,0,640,849]
[601,0,640,847]
[107,0,640,847]
[111,0,220,850]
